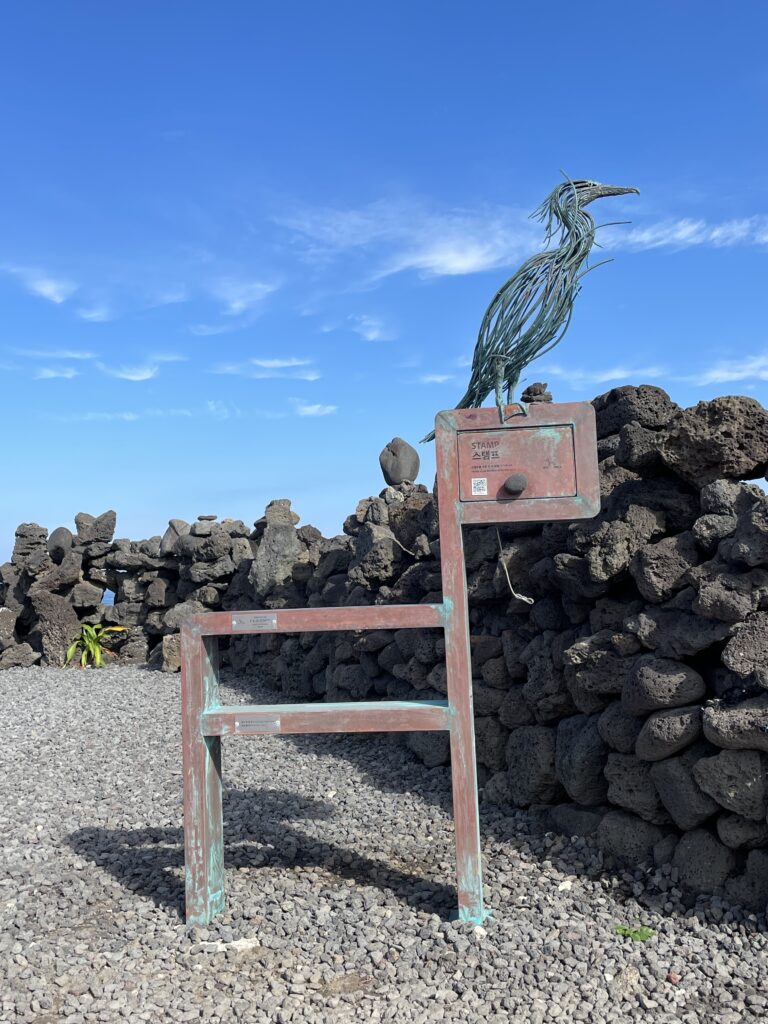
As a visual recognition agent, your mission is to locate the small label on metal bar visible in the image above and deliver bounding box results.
[234,716,281,734]
[231,612,278,631]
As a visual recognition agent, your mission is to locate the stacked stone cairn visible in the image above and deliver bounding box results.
[3,385,768,909]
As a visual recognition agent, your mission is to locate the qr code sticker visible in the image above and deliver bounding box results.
[471,478,488,496]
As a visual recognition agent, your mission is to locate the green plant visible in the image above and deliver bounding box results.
[65,623,127,668]
[614,925,655,942]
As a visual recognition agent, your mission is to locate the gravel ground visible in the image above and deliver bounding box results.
[1,666,767,1023]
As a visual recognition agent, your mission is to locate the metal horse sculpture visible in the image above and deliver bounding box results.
[421,177,638,442]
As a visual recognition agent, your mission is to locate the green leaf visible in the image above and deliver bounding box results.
[94,645,102,668]
[100,626,127,635]
[615,925,655,942]
[80,648,88,668]
[65,641,80,665]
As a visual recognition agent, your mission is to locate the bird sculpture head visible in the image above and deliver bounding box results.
[533,177,639,239]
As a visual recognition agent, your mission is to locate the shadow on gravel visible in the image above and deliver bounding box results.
[67,787,455,921]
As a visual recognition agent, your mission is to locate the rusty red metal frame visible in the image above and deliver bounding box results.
[181,402,599,928]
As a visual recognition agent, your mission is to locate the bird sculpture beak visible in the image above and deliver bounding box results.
[600,184,640,197]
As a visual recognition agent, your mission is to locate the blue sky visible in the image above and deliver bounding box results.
[1,2,767,559]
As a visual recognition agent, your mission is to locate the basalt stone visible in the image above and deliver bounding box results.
[75,510,117,544]
[160,518,190,556]
[0,563,25,616]
[689,561,768,623]
[722,611,768,686]
[163,600,206,632]
[176,530,232,563]
[660,396,768,487]
[581,507,666,584]
[702,695,768,753]
[472,682,505,716]
[500,625,536,680]
[604,476,699,534]
[589,597,644,634]
[475,716,509,771]
[672,829,737,895]
[622,656,705,715]
[117,629,151,664]
[604,753,670,824]
[520,381,552,403]
[597,700,645,753]
[498,685,535,728]
[265,499,301,526]
[624,593,732,658]
[551,554,609,601]
[562,630,637,714]
[29,590,80,667]
[147,633,182,673]
[379,437,421,486]
[693,749,768,821]
[250,522,302,598]
[595,810,666,866]
[555,714,609,805]
[701,478,763,517]
[0,607,17,651]
[106,549,163,572]
[28,550,83,595]
[407,730,450,767]
[145,577,175,609]
[47,526,74,565]
[187,555,236,584]
[717,813,768,850]
[505,725,561,806]
[347,523,402,586]
[520,634,575,722]
[70,581,104,609]
[550,803,607,837]
[635,704,702,761]
[614,420,665,472]
[629,531,700,604]
[725,850,768,912]
[0,642,41,669]
[480,656,511,689]
[596,434,620,461]
[12,523,49,567]
[691,514,738,555]
[592,385,679,440]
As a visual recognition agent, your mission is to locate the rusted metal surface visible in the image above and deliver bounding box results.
[181,629,225,927]
[202,699,452,737]
[181,401,600,928]
[190,603,445,637]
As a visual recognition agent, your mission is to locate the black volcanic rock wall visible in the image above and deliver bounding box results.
[3,386,768,907]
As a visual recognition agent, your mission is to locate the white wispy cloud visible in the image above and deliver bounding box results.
[97,362,159,382]
[603,216,768,252]
[420,373,454,384]
[206,399,242,420]
[77,304,112,322]
[211,360,319,381]
[251,357,311,368]
[209,278,278,316]
[292,400,337,417]
[2,265,78,303]
[688,353,768,385]
[49,407,194,423]
[14,347,96,360]
[152,352,187,363]
[348,314,395,342]
[280,197,768,283]
[279,199,539,279]
[35,367,79,380]
[540,363,668,385]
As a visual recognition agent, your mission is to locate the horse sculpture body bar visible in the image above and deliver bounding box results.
[181,402,600,926]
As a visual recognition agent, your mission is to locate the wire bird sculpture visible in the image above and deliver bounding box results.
[421,177,639,442]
